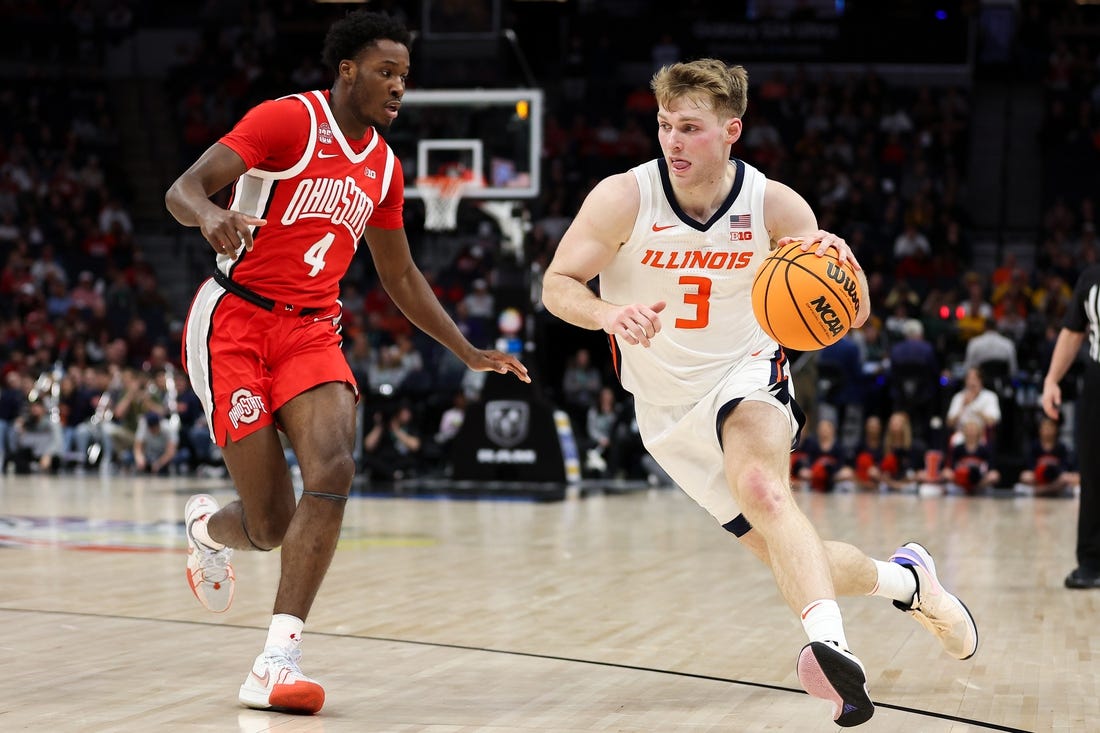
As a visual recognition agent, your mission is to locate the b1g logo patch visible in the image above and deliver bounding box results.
[228,388,267,429]
[485,400,529,448]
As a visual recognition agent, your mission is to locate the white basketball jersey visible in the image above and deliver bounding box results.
[599,158,777,406]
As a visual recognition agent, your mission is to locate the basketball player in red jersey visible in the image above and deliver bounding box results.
[542,59,976,727]
[165,11,528,714]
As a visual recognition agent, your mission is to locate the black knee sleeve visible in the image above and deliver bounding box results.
[301,490,349,503]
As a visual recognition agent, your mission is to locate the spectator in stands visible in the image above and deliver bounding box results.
[362,403,422,482]
[882,280,921,331]
[98,196,133,237]
[945,367,1002,447]
[169,371,207,474]
[963,322,1019,376]
[583,386,622,478]
[69,270,104,318]
[851,315,890,372]
[0,370,26,471]
[368,344,411,397]
[58,370,97,468]
[561,347,602,429]
[887,319,938,437]
[392,332,425,379]
[795,417,855,493]
[133,411,179,475]
[893,219,931,261]
[462,277,496,321]
[1032,270,1073,326]
[1018,416,1079,498]
[10,399,60,474]
[132,267,171,344]
[532,195,572,249]
[343,332,374,390]
[880,410,924,492]
[993,290,1031,345]
[97,367,156,467]
[650,32,680,74]
[956,273,994,343]
[852,414,885,492]
[817,330,864,437]
[30,244,68,290]
[79,366,115,467]
[944,417,1001,495]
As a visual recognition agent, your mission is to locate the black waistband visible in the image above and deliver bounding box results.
[212,269,323,316]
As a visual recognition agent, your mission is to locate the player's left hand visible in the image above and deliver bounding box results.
[781,231,862,270]
[466,349,531,383]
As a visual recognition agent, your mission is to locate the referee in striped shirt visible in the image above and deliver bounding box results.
[1042,264,1100,589]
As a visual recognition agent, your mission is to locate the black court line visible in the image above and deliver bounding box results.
[3,607,1033,733]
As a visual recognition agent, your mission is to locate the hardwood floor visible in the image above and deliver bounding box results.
[1,472,1091,732]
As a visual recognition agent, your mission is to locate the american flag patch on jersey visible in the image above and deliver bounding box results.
[729,214,752,229]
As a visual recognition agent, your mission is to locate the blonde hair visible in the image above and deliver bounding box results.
[884,411,913,453]
[651,58,748,120]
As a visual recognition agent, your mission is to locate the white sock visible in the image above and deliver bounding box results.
[800,599,848,650]
[266,614,304,650]
[191,516,225,550]
[870,559,917,603]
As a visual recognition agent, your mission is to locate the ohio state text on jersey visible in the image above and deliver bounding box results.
[218,90,404,309]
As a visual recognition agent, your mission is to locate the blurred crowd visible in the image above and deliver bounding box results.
[1,1,1098,491]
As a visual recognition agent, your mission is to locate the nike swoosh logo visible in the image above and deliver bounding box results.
[318,151,339,159]
[651,223,677,232]
[750,349,764,357]
[251,668,271,687]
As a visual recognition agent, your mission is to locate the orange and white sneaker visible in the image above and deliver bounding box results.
[239,645,325,714]
[184,494,235,613]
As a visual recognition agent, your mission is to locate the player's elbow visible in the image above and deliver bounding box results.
[540,271,569,315]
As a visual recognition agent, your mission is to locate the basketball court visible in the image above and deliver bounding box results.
[1,471,1091,732]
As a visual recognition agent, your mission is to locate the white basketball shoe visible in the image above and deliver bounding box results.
[239,644,325,714]
[184,494,235,613]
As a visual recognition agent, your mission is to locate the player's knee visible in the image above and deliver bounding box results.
[734,463,790,521]
[303,450,356,491]
[244,511,291,550]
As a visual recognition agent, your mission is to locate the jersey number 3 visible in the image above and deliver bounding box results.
[675,275,711,329]
[303,232,334,277]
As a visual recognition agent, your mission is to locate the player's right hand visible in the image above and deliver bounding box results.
[603,301,665,348]
[199,211,267,259]
[1041,381,1061,420]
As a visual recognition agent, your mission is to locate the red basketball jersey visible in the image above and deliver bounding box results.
[217,90,404,309]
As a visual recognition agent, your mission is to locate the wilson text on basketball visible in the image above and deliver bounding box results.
[824,261,861,313]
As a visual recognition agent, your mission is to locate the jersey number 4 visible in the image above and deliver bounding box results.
[675,275,711,329]
[303,232,334,277]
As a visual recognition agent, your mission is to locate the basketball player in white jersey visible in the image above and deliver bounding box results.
[542,59,977,727]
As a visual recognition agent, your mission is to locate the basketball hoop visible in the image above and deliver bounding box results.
[416,173,481,231]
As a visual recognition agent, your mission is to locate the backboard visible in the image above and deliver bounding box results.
[389,88,543,201]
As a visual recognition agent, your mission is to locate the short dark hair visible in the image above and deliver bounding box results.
[321,10,412,75]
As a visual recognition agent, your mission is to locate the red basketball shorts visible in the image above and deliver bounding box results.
[182,277,357,446]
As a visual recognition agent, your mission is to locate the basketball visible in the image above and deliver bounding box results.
[750,240,863,351]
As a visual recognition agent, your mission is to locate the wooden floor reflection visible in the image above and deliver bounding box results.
[1,472,1092,732]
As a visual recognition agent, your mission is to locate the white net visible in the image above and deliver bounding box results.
[417,175,475,231]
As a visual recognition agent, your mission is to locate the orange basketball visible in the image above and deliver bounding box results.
[750,241,862,351]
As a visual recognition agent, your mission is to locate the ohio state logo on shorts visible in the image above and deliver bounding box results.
[228,388,268,429]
